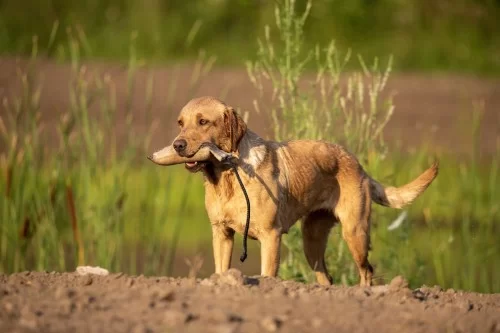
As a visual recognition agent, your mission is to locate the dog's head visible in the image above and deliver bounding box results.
[171,96,247,172]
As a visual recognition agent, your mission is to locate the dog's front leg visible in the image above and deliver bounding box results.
[260,228,282,277]
[211,225,235,274]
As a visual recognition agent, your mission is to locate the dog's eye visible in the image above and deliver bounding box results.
[178,120,184,127]
[199,119,208,126]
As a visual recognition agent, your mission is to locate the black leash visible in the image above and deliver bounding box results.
[231,164,251,262]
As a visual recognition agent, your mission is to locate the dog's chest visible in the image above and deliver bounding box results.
[205,188,250,234]
[203,171,277,237]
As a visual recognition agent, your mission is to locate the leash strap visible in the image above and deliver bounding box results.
[232,165,250,262]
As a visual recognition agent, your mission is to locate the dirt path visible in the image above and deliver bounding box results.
[1,270,499,333]
[0,57,499,157]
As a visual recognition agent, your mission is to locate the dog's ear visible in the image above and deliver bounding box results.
[223,107,247,152]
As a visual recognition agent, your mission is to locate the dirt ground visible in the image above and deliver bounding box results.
[0,56,499,157]
[1,269,499,333]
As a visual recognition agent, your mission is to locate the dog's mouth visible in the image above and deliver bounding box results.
[182,143,216,171]
[185,161,209,172]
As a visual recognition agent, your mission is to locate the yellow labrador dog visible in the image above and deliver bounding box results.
[150,96,438,286]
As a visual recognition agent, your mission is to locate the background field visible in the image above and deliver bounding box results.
[1,0,500,75]
[0,0,499,293]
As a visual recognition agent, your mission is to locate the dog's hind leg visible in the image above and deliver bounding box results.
[337,179,374,287]
[302,211,335,286]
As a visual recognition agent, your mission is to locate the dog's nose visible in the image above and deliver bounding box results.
[173,139,187,153]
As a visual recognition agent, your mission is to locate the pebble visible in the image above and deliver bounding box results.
[200,278,215,287]
[219,269,244,287]
[412,289,427,301]
[460,300,474,312]
[260,316,282,332]
[80,275,93,286]
[76,266,109,276]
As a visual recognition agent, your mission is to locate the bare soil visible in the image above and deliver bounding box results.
[1,269,499,333]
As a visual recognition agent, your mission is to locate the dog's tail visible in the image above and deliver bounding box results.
[369,161,439,209]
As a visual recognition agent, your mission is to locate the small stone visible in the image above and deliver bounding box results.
[413,289,427,301]
[76,266,109,276]
[228,313,243,322]
[431,285,443,293]
[158,289,175,302]
[81,275,93,286]
[261,316,282,332]
[219,269,244,286]
[389,276,409,291]
[26,280,42,289]
[0,287,8,297]
[461,300,474,312]
[200,278,215,287]
[186,313,199,322]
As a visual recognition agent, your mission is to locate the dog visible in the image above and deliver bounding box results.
[153,96,438,286]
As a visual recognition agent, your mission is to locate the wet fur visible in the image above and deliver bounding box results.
[172,96,439,286]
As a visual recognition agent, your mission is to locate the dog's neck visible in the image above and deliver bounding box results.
[203,130,267,185]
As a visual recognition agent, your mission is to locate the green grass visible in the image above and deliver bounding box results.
[0,0,499,294]
[0,0,499,75]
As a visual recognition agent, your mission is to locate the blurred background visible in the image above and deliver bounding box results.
[0,0,499,292]
[1,0,500,74]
